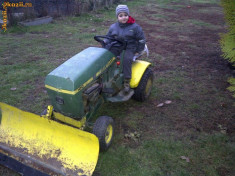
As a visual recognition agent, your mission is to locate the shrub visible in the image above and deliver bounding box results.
[220,0,235,99]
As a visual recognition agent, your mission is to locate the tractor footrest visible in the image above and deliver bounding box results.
[102,88,115,94]
[106,89,134,102]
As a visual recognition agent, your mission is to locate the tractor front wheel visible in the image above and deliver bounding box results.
[133,68,153,102]
[93,116,114,151]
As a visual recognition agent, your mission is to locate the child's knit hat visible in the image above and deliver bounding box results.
[116,5,129,17]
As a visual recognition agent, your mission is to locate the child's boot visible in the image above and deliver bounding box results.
[113,78,134,101]
[124,78,131,93]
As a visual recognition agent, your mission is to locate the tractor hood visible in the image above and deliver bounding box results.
[45,47,115,93]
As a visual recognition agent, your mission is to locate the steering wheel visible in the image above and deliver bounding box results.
[94,35,126,49]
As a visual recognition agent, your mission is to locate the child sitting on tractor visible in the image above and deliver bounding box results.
[105,5,146,94]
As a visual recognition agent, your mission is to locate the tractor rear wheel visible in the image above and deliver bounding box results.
[93,116,114,151]
[133,68,153,102]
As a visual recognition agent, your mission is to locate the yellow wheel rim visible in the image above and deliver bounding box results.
[105,124,113,144]
[145,77,153,97]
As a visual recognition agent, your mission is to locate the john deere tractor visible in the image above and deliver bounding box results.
[0,35,153,176]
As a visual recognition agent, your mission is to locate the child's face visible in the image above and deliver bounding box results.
[118,12,129,24]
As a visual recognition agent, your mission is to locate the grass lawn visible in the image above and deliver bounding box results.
[0,0,234,175]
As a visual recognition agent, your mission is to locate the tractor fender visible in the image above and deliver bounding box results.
[130,60,151,88]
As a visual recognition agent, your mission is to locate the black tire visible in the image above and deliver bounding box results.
[93,116,114,151]
[133,68,153,102]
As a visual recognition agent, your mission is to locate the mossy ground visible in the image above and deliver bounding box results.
[0,0,234,175]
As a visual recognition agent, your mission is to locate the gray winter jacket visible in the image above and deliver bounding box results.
[106,20,146,53]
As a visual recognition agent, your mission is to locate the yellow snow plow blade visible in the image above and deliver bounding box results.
[0,102,99,176]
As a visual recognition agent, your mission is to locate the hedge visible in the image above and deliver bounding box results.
[220,0,235,99]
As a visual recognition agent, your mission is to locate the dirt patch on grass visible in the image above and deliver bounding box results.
[129,2,235,137]
[0,1,234,176]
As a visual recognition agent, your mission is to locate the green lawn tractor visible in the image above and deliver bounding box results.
[0,36,153,176]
